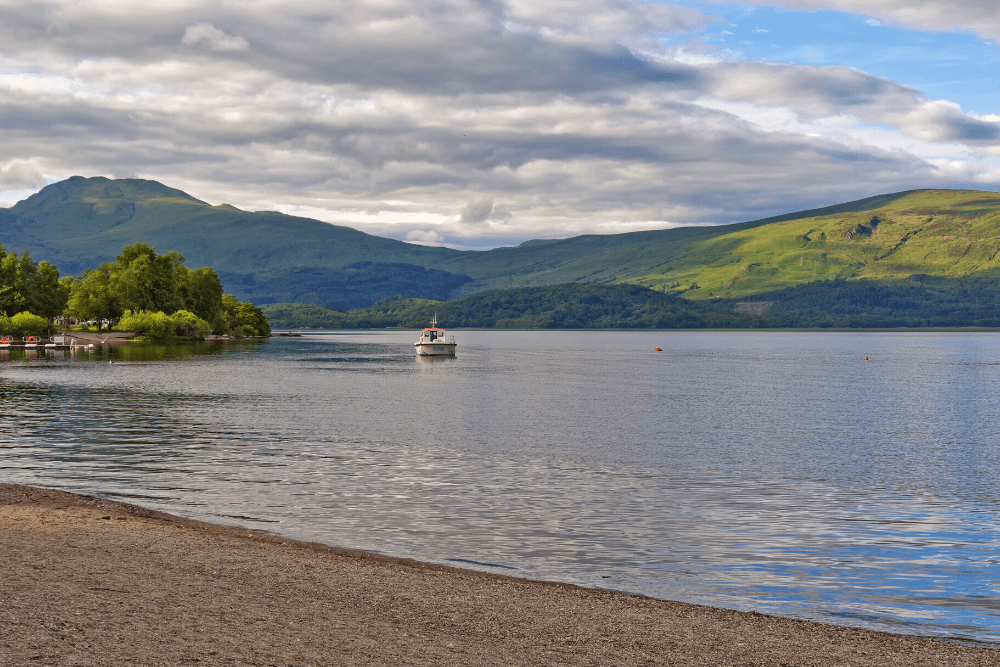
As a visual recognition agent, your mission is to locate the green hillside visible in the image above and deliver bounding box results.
[616,190,1000,299]
[0,176,464,305]
[435,190,918,294]
[3,177,1000,310]
[0,176,462,275]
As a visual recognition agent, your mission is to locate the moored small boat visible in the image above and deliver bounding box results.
[414,314,457,356]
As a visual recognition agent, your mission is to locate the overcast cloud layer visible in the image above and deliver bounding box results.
[1,0,998,249]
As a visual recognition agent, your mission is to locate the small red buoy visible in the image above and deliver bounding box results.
[864,356,869,361]
[654,347,662,352]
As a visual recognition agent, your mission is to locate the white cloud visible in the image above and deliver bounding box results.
[181,23,249,51]
[405,230,446,245]
[0,159,48,190]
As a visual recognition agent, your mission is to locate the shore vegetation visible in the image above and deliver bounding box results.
[0,240,269,339]
[263,276,1000,331]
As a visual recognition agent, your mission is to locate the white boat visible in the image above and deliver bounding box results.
[414,314,457,356]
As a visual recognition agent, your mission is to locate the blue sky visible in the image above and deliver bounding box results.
[681,2,1000,114]
[0,0,998,249]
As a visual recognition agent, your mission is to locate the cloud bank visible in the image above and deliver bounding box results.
[0,0,998,248]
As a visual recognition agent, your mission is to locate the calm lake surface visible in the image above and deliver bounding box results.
[2,331,999,643]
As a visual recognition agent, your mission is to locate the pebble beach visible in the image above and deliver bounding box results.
[2,483,998,666]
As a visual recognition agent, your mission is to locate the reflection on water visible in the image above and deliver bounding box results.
[2,331,1000,644]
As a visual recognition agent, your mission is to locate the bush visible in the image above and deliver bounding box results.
[9,311,50,337]
[117,309,214,340]
[238,324,257,337]
[117,310,177,339]
[171,310,212,339]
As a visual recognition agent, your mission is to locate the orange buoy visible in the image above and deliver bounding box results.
[26,336,37,343]
[864,356,869,361]
[654,347,662,352]
[0,337,8,344]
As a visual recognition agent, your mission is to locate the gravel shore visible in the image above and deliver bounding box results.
[2,483,997,666]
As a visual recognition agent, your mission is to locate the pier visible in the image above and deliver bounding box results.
[0,335,95,351]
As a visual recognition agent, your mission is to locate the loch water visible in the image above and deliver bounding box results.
[2,330,999,644]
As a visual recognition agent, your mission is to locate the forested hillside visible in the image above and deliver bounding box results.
[264,277,1000,330]
[263,284,770,330]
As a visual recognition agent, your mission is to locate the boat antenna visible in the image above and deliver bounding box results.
[431,312,438,327]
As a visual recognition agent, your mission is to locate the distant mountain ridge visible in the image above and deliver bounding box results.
[0,176,462,307]
[2,177,998,307]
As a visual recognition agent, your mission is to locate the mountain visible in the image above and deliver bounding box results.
[2,177,999,308]
[0,176,461,306]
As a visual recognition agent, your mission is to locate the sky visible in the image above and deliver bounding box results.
[1,1,999,250]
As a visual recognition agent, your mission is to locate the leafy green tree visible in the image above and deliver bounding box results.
[66,264,116,330]
[222,294,271,336]
[27,261,70,320]
[0,251,23,315]
[66,242,228,331]
[109,243,186,314]
[0,248,67,320]
[180,267,225,332]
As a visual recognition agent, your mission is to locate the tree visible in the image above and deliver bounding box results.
[0,247,68,321]
[27,261,70,320]
[66,242,228,331]
[109,243,186,314]
[180,267,225,332]
[222,294,271,336]
[66,264,116,330]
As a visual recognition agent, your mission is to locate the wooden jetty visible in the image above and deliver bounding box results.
[0,335,95,351]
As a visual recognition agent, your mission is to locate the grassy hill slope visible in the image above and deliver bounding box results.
[617,190,1000,299]
[433,191,918,294]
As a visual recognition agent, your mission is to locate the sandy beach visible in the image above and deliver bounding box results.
[1,483,997,666]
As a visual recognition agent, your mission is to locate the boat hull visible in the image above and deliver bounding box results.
[414,342,457,356]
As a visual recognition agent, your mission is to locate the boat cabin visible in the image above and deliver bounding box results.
[420,327,444,342]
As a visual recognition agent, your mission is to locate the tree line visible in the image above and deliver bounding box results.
[262,278,1000,331]
[0,242,269,338]
[717,276,1000,328]
[262,284,772,330]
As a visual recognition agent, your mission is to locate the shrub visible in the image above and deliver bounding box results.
[117,309,213,340]
[116,310,176,339]
[9,311,50,338]
[171,310,212,339]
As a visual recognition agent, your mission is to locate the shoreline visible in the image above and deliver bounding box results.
[2,483,998,665]
[52,330,133,347]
